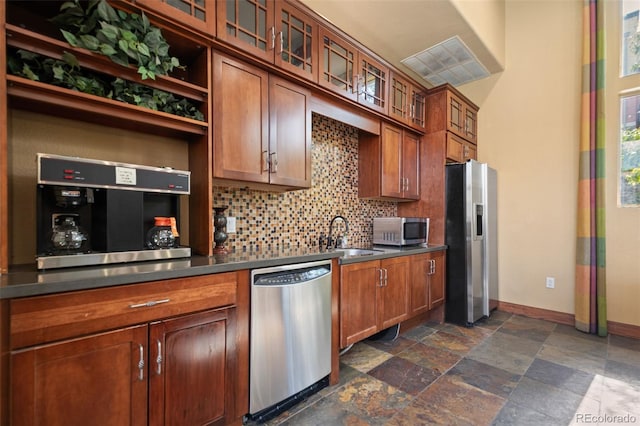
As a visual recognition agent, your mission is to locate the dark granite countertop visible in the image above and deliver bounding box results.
[0,244,446,299]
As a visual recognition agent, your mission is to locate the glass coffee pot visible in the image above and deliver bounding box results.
[146,217,177,249]
[50,214,88,253]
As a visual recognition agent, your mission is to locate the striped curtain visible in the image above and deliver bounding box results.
[575,0,606,336]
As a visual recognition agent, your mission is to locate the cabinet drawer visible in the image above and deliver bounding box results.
[10,272,238,349]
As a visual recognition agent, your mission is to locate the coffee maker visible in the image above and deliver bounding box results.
[36,153,191,270]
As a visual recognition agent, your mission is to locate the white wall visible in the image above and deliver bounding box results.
[462,0,640,328]
[461,0,584,316]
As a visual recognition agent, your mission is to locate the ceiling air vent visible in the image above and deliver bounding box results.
[402,36,490,87]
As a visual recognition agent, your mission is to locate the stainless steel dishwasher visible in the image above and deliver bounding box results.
[249,260,332,422]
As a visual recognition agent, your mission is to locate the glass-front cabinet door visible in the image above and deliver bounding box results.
[390,74,409,123]
[447,91,464,136]
[136,0,216,35]
[464,106,478,144]
[217,0,274,62]
[275,1,318,82]
[410,88,426,130]
[357,54,388,114]
[318,27,357,101]
[447,90,478,143]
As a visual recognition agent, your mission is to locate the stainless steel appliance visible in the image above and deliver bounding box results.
[445,160,498,326]
[249,260,332,423]
[36,153,190,269]
[373,217,429,246]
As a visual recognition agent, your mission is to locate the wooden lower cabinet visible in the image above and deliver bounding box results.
[150,308,234,426]
[11,307,235,426]
[8,273,245,426]
[339,256,410,348]
[340,252,446,348]
[11,325,149,426]
[409,251,446,316]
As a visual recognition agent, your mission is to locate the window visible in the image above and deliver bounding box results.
[620,0,640,206]
[620,95,640,205]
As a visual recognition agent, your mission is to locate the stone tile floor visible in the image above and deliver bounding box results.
[259,311,640,425]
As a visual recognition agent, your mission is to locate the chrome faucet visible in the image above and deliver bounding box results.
[327,215,349,249]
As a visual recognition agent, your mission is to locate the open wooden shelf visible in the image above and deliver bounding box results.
[6,24,209,102]
[7,75,208,138]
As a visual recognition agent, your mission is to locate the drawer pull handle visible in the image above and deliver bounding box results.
[129,299,170,309]
[137,344,145,381]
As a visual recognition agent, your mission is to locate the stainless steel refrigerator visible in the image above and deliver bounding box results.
[445,160,498,326]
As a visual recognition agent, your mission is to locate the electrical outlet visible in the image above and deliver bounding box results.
[546,277,555,289]
[226,217,236,233]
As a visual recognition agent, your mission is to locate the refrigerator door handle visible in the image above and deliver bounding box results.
[473,203,484,240]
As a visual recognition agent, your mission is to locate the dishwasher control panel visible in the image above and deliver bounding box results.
[253,265,330,286]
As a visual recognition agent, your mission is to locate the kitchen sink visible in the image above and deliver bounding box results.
[337,248,384,258]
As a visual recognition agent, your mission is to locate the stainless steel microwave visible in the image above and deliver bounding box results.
[373,217,429,246]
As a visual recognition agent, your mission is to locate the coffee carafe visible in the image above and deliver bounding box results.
[50,213,88,253]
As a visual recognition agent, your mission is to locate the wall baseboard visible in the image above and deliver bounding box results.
[496,301,640,340]
[608,321,640,340]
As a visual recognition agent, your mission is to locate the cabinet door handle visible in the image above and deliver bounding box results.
[129,298,170,309]
[353,74,363,95]
[270,152,278,173]
[278,31,284,54]
[156,339,163,376]
[429,259,435,275]
[383,268,388,287]
[378,268,384,287]
[270,26,276,50]
[137,344,145,381]
[262,150,270,172]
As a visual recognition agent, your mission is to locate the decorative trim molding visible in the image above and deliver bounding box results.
[497,301,640,339]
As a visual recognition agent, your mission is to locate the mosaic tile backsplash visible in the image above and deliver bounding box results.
[213,114,397,252]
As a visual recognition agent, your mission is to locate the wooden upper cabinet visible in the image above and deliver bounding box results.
[216,0,319,83]
[359,122,420,201]
[274,1,319,82]
[427,83,479,144]
[380,123,403,199]
[133,0,216,36]
[212,53,311,189]
[390,74,409,123]
[269,76,312,187]
[213,53,269,184]
[402,131,420,199]
[410,86,427,130]
[446,132,476,163]
[217,0,275,62]
[318,26,358,101]
[318,27,390,114]
[390,72,426,131]
[356,54,388,115]
[447,90,478,144]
